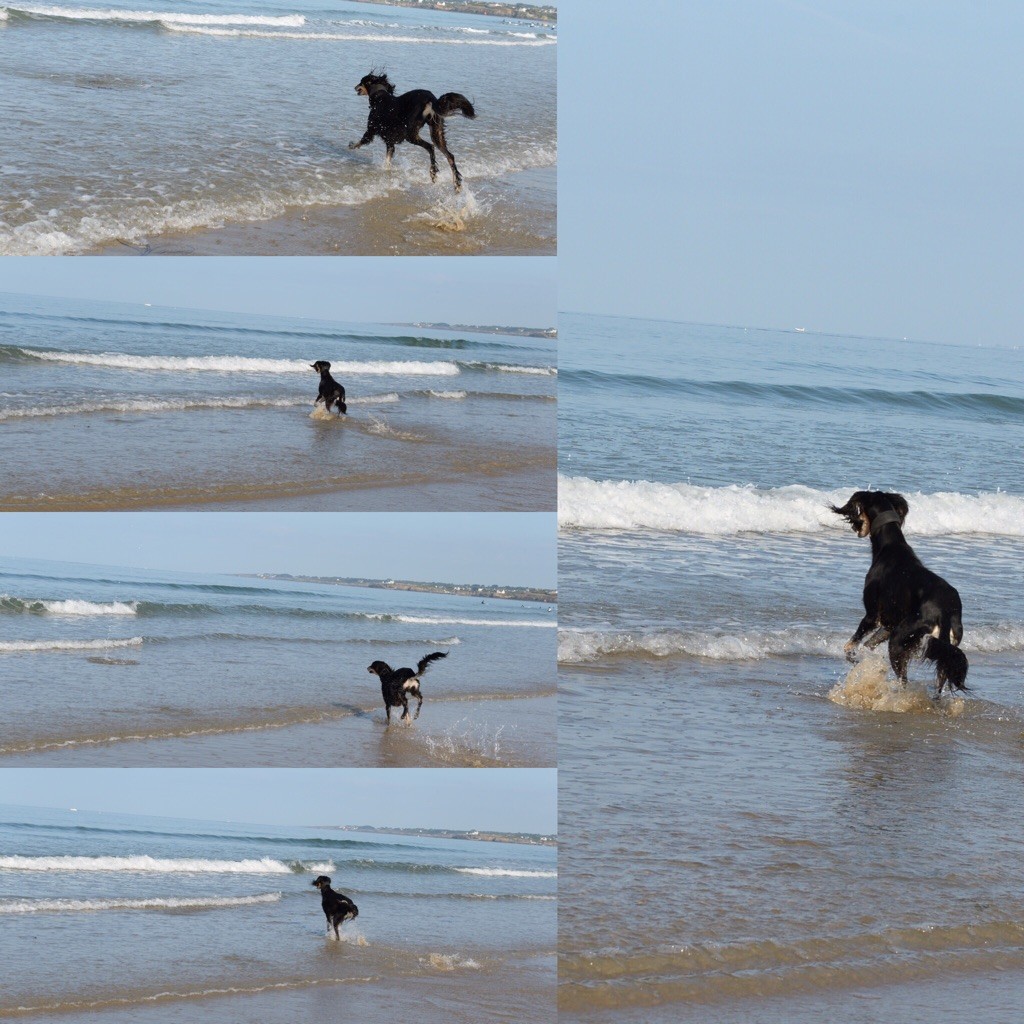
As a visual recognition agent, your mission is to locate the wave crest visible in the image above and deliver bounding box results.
[559,477,1024,536]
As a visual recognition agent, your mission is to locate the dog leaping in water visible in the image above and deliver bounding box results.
[349,72,476,192]
[830,490,969,697]
[311,875,358,940]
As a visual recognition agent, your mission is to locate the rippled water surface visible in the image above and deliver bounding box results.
[558,314,1024,1020]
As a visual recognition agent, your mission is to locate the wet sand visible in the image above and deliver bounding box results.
[0,694,556,768]
[92,167,555,257]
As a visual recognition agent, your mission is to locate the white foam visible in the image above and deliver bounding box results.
[36,599,137,616]
[372,614,556,629]
[0,855,333,874]
[348,392,400,404]
[558,477,1024,536]
[454,868,556,878]
[162,23,555,44]
[8,4,305,25]
[0,396,307,421]
[463,361,557,376]
[425,952,482,971]
[0,638,143,653]
[424,390,468,399]
[0,893,282,914]
[22,350,461,376]
[558,623,1024,664]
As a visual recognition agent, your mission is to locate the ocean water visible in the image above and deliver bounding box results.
[0,556,557,766]
[0,292,557,511]
[558,314,1024,1020]
[0,0,556,255]
[0,805,556,1022]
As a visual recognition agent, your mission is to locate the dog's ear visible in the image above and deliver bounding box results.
[829,493,861,521]
[888,492,909,524]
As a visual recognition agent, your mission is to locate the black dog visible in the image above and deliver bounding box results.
[311,875,358,940]
[311,360,347,415]
[830,490,968,696]
[349,72,476,192]
[368,651,448,723]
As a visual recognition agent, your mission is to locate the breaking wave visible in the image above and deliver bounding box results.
[0,637,143,653]
[0,893,282,914]
[0,855,333,874]
[559,623,1024,664]
[558,477,1024,536]
[3,4,306,27]
[1,596,136,615]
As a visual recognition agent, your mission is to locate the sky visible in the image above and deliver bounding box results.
[0,257,556,328]
[0,512,556,587]
[0,769,557,833]
[559,0,1024,348]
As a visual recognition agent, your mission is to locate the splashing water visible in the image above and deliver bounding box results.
[828,649,965,715]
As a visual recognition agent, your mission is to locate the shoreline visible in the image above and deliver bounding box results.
[89,166,556,258]
[351,0,556,24]
[239,574,556,604]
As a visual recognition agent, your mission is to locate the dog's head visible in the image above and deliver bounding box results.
[367,660,388,677]
[356,72,394,97]
[830,491,909,538]
[312,875,331,890]
[310,360,331,374]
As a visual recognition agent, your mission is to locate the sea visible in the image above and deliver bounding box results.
[0,0,556,255]
[0,291,557,511]
[0,556,557,766]
[0,804,556,1022]
[557,313,1024,1020]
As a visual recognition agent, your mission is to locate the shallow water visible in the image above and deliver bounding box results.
[0,806,556,1022]
[557,314,1024,1018]
[0,292,557,511]
[0,556,557,766]
[0,0,556,255]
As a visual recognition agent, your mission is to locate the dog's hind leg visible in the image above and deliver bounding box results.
[429,119,462,191]
[413,686,423,720]
[385,703,392,726]
[384,143,395,169]
[887,620,928,685]
[409,129,439,182]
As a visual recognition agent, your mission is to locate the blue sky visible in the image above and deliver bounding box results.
[0,257,556,328]
[0,769,557,833]
[559,0,1023,347]
[0,512,556,587]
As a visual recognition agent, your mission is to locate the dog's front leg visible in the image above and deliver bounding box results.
[863,626,891,650]
[844,615,877,662]
[349,128,375,151]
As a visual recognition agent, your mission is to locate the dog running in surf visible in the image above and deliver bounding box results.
[831,490,969,697]
[349,72,476,192]
[368,651,448,723]
[311,875,358,940]
[311,360,347,415]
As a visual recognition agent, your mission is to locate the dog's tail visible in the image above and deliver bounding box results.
[435,93,476,119]
[416,651,448,676]
[924,618,969,693]
[337,390,347,416]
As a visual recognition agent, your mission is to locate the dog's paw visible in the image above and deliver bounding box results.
[348,141,360,150]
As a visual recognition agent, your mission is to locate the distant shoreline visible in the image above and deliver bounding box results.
[398,322,557,339]
[351,0,556,24]
[239,574,557,605]
[331,824,557,846]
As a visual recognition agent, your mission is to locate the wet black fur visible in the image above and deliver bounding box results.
[310,360,347,415]
[830,490,969,696]
[367,651,448,723]
[311,875,358,939]
[349,71,476,191]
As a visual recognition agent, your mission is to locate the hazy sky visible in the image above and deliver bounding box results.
[0,257,556,328]
[0,512,556,587]
[559,1,1023,347]
[0,769,557,833]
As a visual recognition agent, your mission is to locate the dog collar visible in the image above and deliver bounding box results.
[870,510,903,533]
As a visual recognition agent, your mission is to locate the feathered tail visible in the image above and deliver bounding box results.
[435,93,476,119]
[416,651,449,675]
